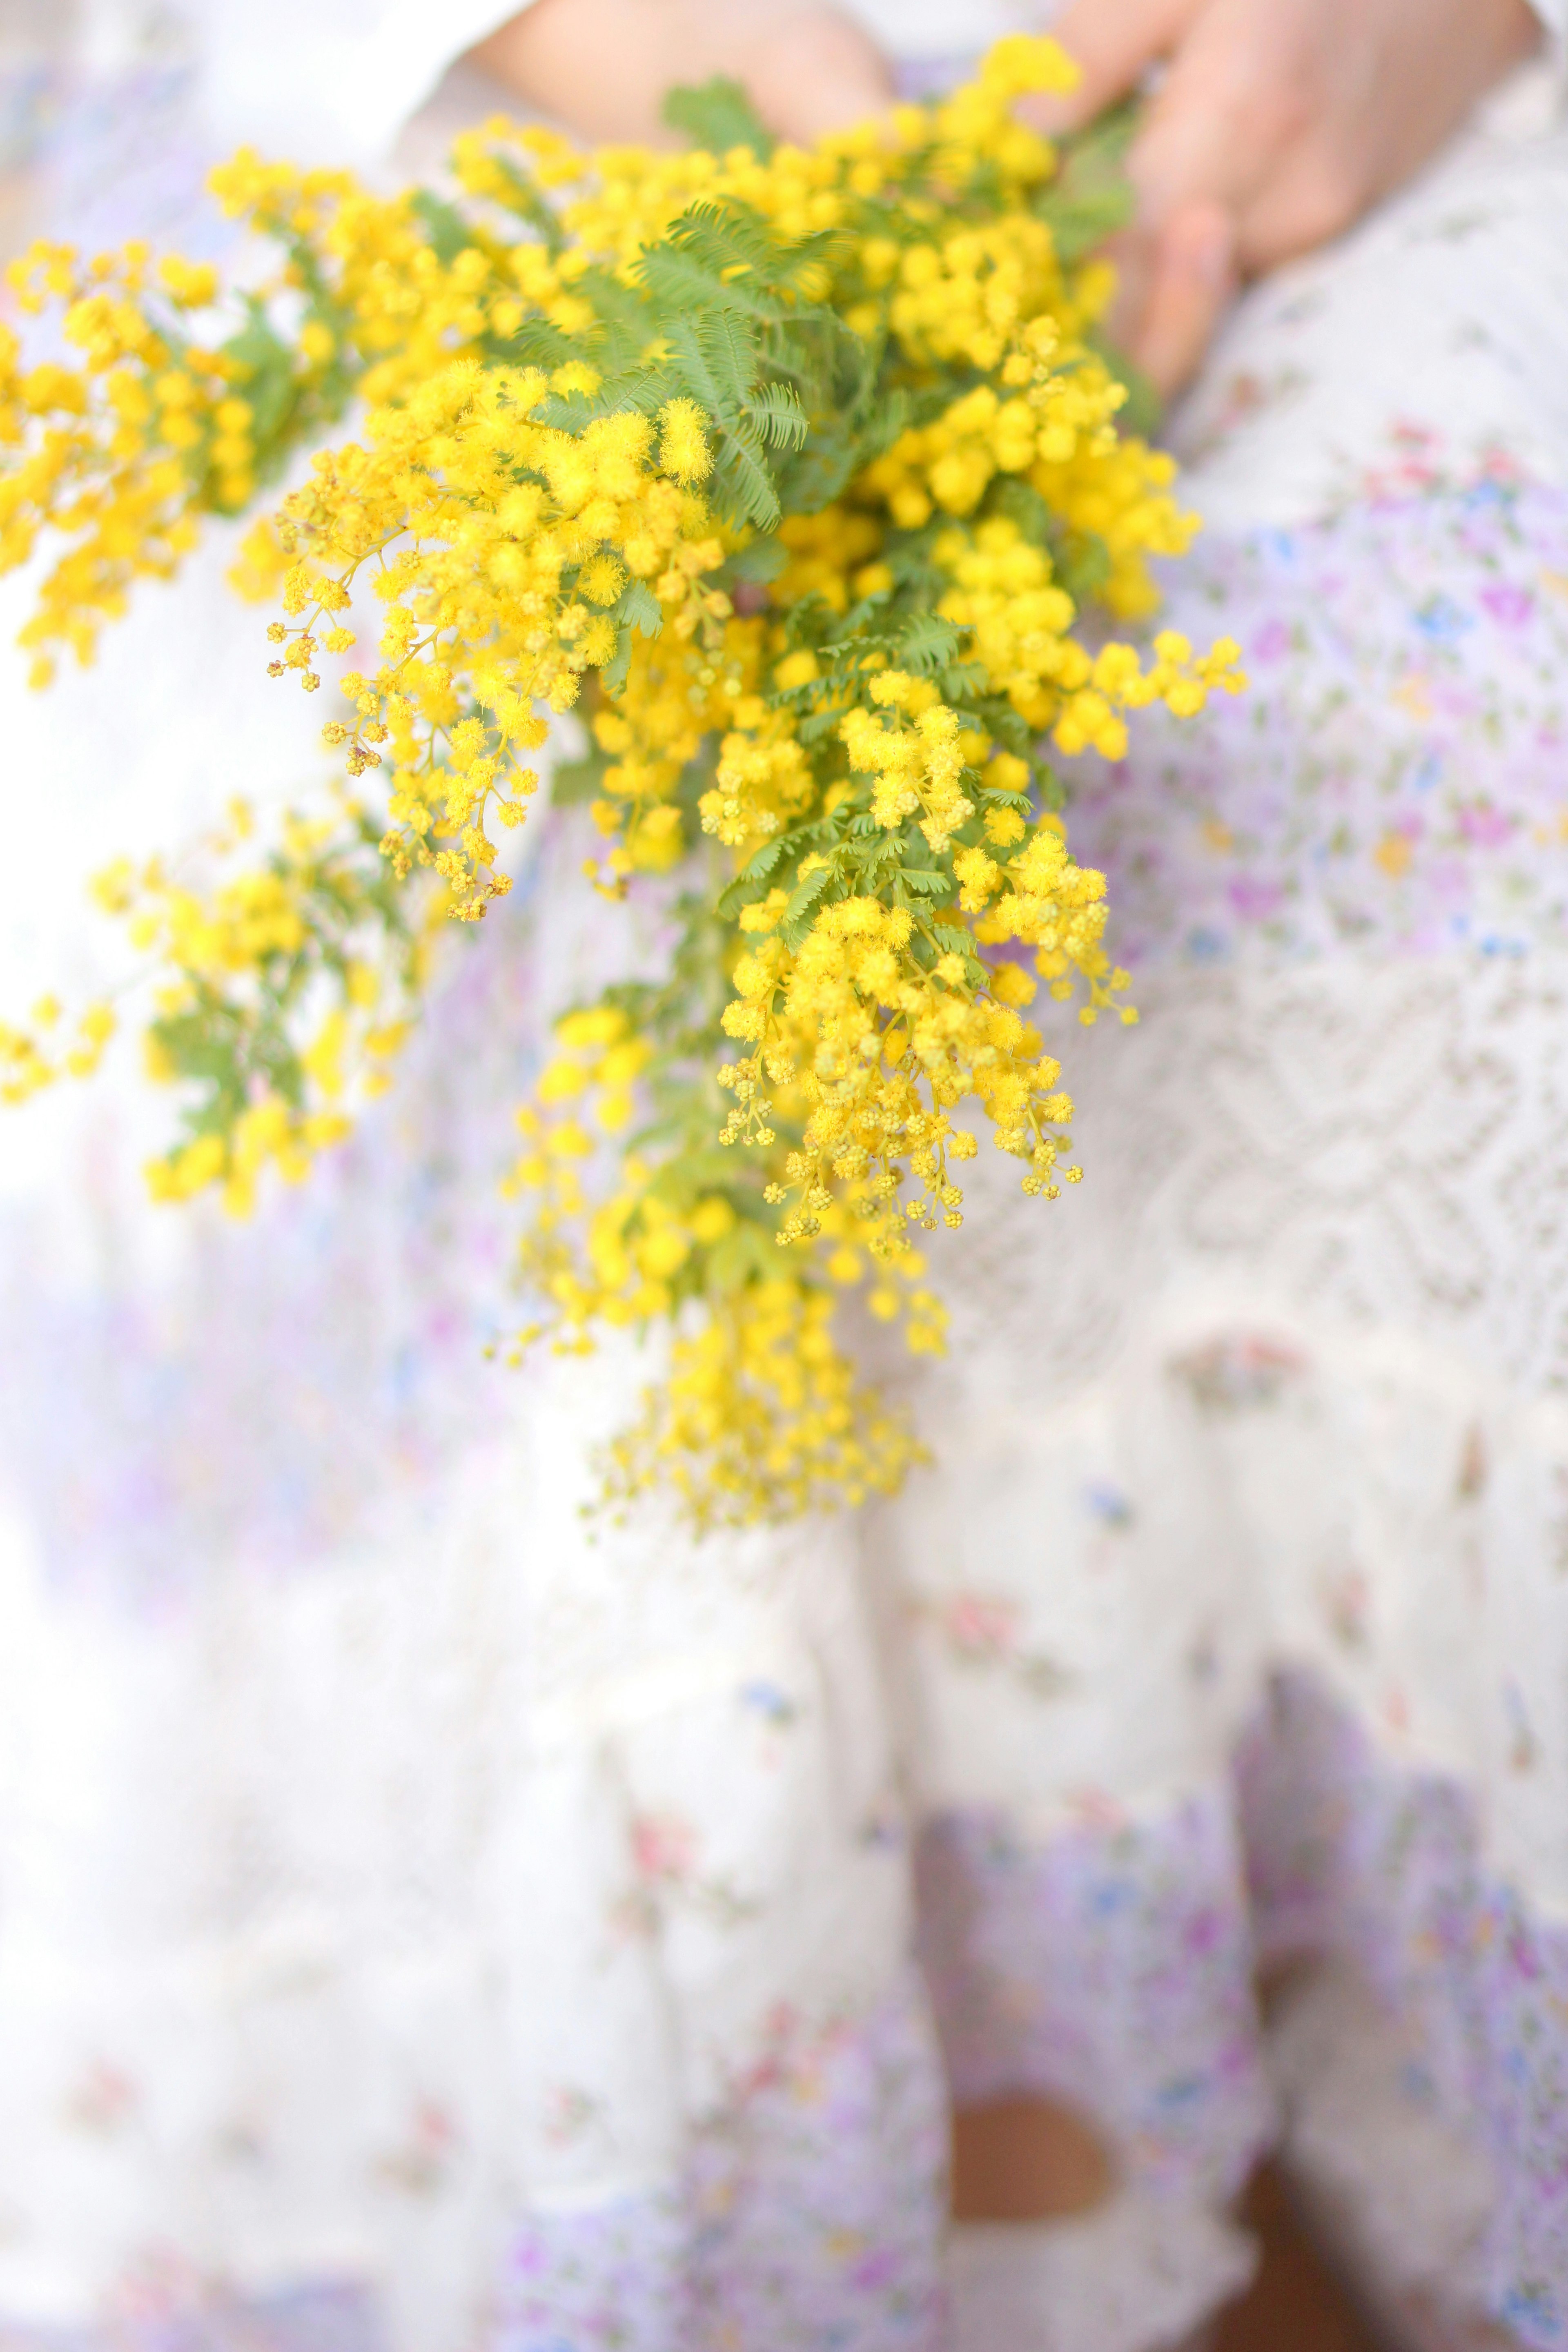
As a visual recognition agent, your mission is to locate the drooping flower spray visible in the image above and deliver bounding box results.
[0,39,1242,1525]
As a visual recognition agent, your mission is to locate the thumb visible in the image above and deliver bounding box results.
[1022,0,1195,134]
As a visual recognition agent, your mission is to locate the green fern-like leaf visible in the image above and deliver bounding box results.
[715,836,787,918]
[661,78,775,161]
[746,381,809,450]
[664,311,762,422]
[637,241,780,328]
[410,191,474,266]
[481,154,569,256]
[780,862,833,948]
[710,426,783,532]
[891,615,964,673]
[616,578,664,638]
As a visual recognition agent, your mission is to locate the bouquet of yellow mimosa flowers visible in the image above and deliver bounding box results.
[0,36,1241,1528]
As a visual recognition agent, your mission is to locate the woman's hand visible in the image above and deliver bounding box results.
[1034,0,1544,394]
[472,0,893,147]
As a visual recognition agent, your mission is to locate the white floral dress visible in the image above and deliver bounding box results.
[4,10,1568,2352]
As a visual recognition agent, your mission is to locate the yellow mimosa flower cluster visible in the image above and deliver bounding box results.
[96,800,429,1213]
[0,36,1242,1525]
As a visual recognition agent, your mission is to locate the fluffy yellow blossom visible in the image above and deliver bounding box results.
[0,39,1243,1526]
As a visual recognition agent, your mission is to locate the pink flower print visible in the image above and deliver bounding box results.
[616,1815,758,1936]
[375,2098,460,2196]
[1481,582,1534,629]
[1169,1332,1310,1413]
[852,2247,900,2290]
[1477,439,1527,486]
[1457,802,1512,847]
[631,1812,697,1886]
[1227,875,1285,921]
[942,1593,1020,1662]
[1368,420,1441,501]
[926,1592,1073,1699]
[104,2252,214,2328]
[1067,1785,1127,1832]
[724,2003,811,2107]
[65,2059,138,2135]
[761,1998,800,2047]
[1322,1564,1370,1650]
[1185,1904,1227,1959]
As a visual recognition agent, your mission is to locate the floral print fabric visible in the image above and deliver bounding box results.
[7,26,1568,2352]
[1239,1670,1568,2352]
[1069,475,1568,970]
[917,1796,1268,2200]
[499,1969,946,2352]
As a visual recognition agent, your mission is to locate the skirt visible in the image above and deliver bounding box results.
[4,36,1568,2352]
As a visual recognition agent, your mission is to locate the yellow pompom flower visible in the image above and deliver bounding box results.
[0,36,1243,1527]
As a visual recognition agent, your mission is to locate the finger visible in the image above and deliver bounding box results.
[473,0,693,142]
[1098,223,1158,360]
[1020,0,1194,135]
[1126,198,1237,396]
[1126,0,1302,227]
[473,0,891,147]
[1232,0,1541,273]
[744,9,895,143]
[1232,135,1366,275]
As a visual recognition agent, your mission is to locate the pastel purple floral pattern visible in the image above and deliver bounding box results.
[1068,478,1568,970]
[916,1794,1271,2201]
[1238,1669,1568,2352]
[497,1970,947,2352]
